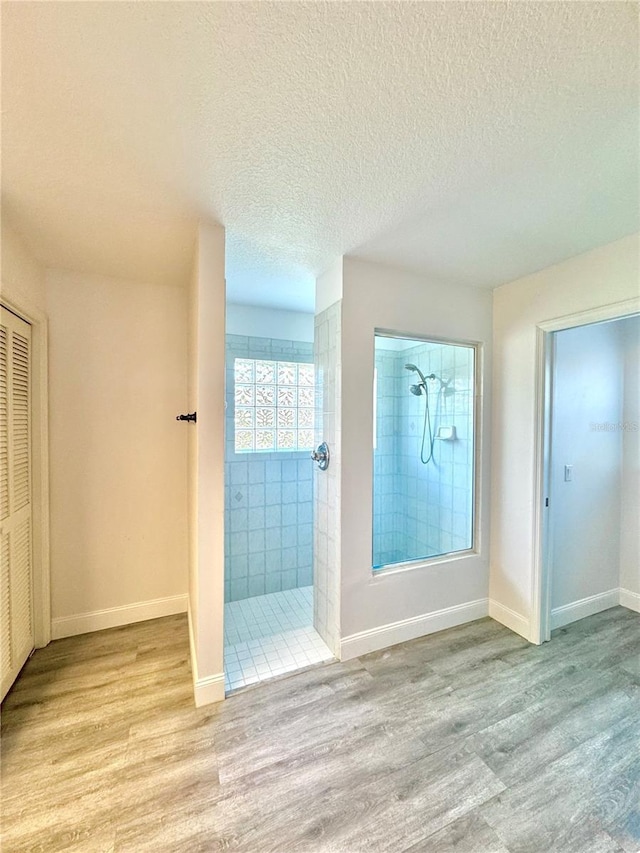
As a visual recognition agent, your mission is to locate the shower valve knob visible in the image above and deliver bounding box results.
[311,442,330,471]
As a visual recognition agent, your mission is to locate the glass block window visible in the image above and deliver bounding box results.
[234,359,315,453]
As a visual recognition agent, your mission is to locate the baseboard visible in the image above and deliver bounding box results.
[193,672,226,707]
[187,603,226,707]
[488,599,530,640]
[550,588,619,630]
[51,594,188,640]
[619,587,640,613]
[340,598,489,660]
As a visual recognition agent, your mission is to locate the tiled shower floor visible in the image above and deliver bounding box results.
[224,586,334,692]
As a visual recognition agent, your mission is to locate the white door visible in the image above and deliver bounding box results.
[1,306,34,701]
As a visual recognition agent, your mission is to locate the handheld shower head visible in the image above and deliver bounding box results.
[405,363,439,393]
[402,364,444,465]
[405,363,429,386]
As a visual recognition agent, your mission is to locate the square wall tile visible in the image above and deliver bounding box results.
[248,484,265,507]
[230,553,249,579]
[248,507,266,531]
[265,573,281,594]
[281,569,297,590]
[297,566,313,586]
[265,482,282,506]
[230,578,248,601]
[248,576,266,598]
[230,508,248,532]
[229,532,248,556]
[248,461,266,484]
[265,528,281,552]
[266,461,282,481]
[281,460,298,482]
[248,553,266,576]
[265,505,282,528]
[248,529,266,554]
[282,525,297,548]
[282,547,297,570]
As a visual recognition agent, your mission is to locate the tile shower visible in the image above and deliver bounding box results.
[373,336,475,568]
[224,334,315,603]
[224,331,333,691]
[224,587,333,692]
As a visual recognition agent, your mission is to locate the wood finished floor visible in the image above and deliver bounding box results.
[1,607,639,853]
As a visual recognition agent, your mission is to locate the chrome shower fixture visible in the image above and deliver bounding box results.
[403,363,443,464]
[404,363,436,395]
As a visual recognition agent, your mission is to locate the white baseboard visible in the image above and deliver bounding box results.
[187,604,225,707]
[488,599,530,640]
[340,598,489,660]
[193,672,226,707]
[619,587,640,613]
[550,588,619,630]
[51,594,188,640]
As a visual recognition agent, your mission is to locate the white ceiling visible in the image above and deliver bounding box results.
[2,2,638,312]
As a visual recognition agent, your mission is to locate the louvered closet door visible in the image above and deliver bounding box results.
[1,306,34,701]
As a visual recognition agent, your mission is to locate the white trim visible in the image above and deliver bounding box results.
[1,296,51,648]
[187,601,197,675]
[51,594,188,639]
[531,326,551,645]
[619,588,640,613]
[537,298,640,334]
[193,672,226,707]
[488,599,530,640]
[550,589,619,630]
[187,603,225,706]
[340,598,488,660]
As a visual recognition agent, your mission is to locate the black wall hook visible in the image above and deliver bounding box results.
[176,412,197,423]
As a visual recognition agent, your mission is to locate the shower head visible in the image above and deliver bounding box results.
[405,363,438,393]
[404,363,429,387]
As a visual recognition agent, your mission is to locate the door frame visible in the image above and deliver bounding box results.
[532,297,640,644]
[1,296,50,648]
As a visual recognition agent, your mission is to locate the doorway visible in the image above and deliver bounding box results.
[0,298,50,702]
[222,304,333,692]
[1,305,34,700]
[537,311,639,641]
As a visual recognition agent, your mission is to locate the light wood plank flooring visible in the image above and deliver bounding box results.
[1,607,639,852]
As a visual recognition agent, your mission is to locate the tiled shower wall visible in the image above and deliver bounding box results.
[313,302,341,656]
[373,341,474,567]
[373,350,402,565]
[225,334,314,602]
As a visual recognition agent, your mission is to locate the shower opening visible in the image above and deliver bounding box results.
[223,315,333,693]
[373,332,477,570]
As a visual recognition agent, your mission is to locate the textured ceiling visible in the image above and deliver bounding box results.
[2,2,638,311]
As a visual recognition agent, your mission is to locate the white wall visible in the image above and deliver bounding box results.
[549,321,623,616]
[620,315,640,605]
[187,222,226,705]
[313,262,343,654]
[491,233,640,640]
[338,257,492,656]
[226,303,314,342]
[1,217,46,314]
[316,259,344,314]
[46,270,189,636]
